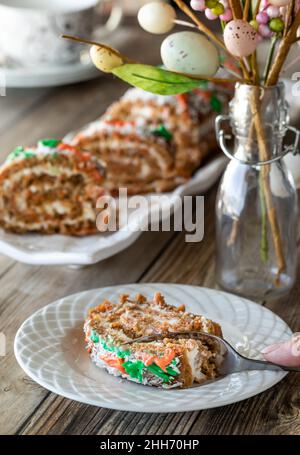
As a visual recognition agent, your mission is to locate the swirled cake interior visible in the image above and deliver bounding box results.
[84,292,223,388]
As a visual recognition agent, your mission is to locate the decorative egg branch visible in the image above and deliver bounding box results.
[63,0,300,90]
[63,0,300,280]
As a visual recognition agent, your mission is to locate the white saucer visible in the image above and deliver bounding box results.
[14,284,292,412]
[0,27,132,88]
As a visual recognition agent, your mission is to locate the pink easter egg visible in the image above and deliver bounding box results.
[224,19,258,58]
[220,8,233,21]
[205,8,218,20]
[190,0,206,11]
[266,5,280,16]
[256,12,269,24]
[269,0,290,6]
[258,23,273,37]
[261,0,269,7]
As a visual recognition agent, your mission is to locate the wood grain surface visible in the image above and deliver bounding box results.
[0,26,299,436]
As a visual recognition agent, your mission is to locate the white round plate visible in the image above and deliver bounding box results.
[0,155,226,266]
[14,284,291,413]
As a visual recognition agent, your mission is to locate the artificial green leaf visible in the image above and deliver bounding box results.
[112,64,203,95]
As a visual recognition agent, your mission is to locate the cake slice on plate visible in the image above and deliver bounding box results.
[0,139,106,235]
[84,292,223,388]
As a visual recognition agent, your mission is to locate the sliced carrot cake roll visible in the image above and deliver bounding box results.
[72,86,229,195]
[0,139,106,236]
[84,292,223,388]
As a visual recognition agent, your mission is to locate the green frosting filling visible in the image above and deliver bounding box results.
[91,330,100,344]
[91,333,179,383]
[165,366,178,376]
[123,360,178,384]
[123,360,144,383]
[96,336,130,358]
[7,146,35,161]
[39,138,60,148]
[151,124,173,142]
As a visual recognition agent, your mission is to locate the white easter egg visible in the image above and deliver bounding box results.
[160,31,219,77]
[224,20,258,58]
[138,2,176,34]
[269,0,290,6]
[90,45,123,73]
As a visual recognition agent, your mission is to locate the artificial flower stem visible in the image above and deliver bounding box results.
[221,64,243,79]
[259,171,269,263]
[263,36,277,84]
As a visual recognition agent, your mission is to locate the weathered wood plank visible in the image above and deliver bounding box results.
[0,88,52,139]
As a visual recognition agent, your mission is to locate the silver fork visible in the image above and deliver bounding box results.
[122,331,300,375]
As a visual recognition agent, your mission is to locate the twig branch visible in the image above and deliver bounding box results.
[229,0,243,19]
[266,9,300,85]
[173,71,243,84]
[243,0,251,21]
[291,36,300,44]
[284,0,295,37]
[61,34,136,63]
[250,88,286,279]
[263,36,277,84]
[173,19,197,28]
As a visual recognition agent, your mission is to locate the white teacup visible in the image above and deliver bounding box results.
[0,0,123,66]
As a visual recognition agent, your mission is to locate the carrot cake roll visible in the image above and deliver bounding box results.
[72,86,229,195]
[0,139,106,236]
[84,292,223,388]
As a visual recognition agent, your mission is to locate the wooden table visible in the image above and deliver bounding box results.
[1,27,300,436]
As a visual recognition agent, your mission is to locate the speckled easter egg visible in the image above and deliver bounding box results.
[160,31,219,77]
[90,45,123,73]
[224,19,258,58]
[269,0,290,6]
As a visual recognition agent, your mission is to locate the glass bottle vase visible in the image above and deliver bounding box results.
[215,83,299,300]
